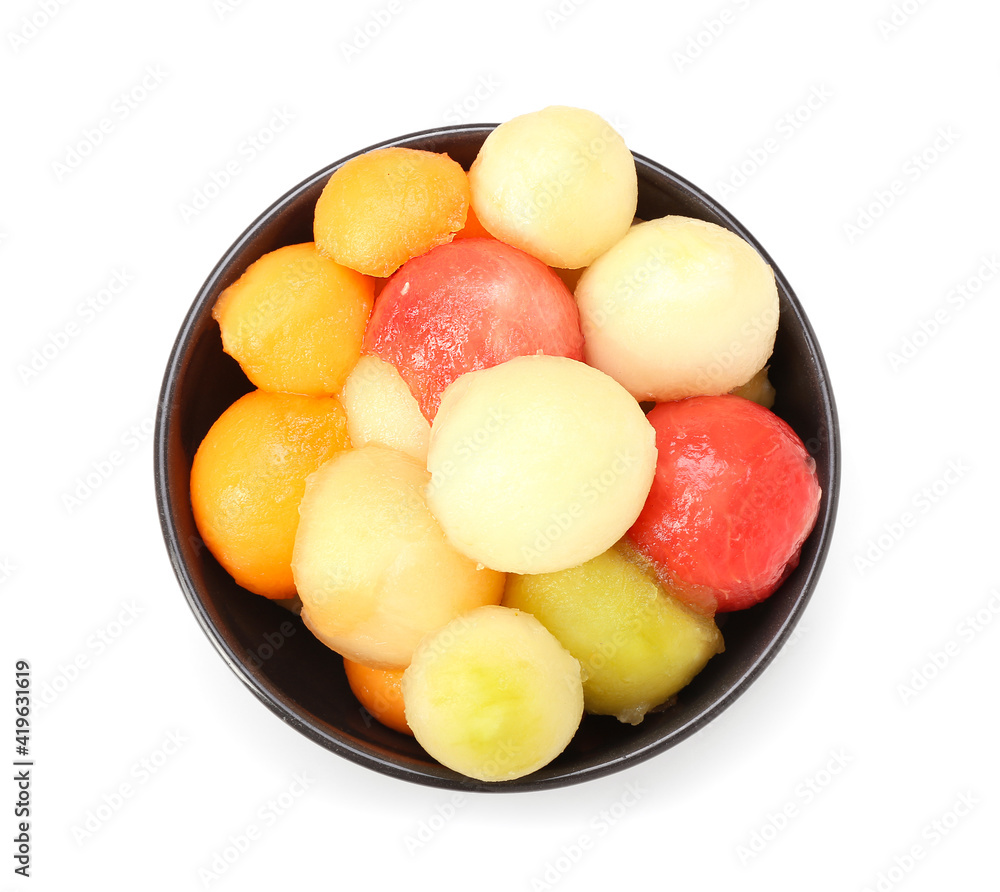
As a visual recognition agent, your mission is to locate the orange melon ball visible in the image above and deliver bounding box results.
[575,216,778,401]
[212,243,374,397]
[343,658,413,736]
[190,390,350,599]
[314,147,471,277]
[452,199,492,240]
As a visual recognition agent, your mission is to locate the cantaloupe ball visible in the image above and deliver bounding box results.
[343,658,412,736]
[426,355,657,575]
[452,200,492,240]
[212,243,374,396]
[469,106,637,269]
[402,605,584,782]
[575,216,779,401]
[339,355,430,462]
[190,390,350,598]
[314,147,470,277]
[291,445,505,669]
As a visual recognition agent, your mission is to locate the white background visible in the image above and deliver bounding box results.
[3,0,998,889]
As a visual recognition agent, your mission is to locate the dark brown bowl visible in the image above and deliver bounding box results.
[154,124,840,792]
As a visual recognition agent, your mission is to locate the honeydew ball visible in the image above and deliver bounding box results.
[503,544,724,725]
[426,355,656,575]
[402,605,584,782]
[339,355,430,462]
[468,106,637,269]
[291,445,505,669]
[575,216,779,401]
[314,147,471,278]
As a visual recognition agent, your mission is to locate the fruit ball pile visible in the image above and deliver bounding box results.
[190,105,822,783]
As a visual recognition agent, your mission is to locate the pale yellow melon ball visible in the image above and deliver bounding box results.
[402,605,584,782]
[469,106,637,269]
[291,445,504,669]
[426,355,656,575]
[575,216,779,401]
[339,355,430,462]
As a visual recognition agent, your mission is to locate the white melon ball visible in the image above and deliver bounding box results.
[339,355,430,462]
[291,445,505,669]
[426,355,656,575]
[575,216,779,401]
[469,106,637,269]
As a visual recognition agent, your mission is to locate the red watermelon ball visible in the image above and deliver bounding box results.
[628,394,822,613]
[363,237,584,420]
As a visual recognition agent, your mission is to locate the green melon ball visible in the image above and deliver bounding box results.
[503,544,724,724]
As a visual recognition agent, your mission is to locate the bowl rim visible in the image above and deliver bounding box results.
[154,122,841,792]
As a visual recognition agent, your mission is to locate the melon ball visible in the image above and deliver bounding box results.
[343,659,412,736]
[190,390,350,599]
[575,216,779,401]
[503,543,723,724]
[731,365,775,409]
[628,395,821,613]
[314,147,470,278]
[402,606,583,782]
[364,238,584,420]
[339,355,430,462]
[469,106,637,269]
[291,445,505,668]
[212,243,374,397]
[426,355,657,575]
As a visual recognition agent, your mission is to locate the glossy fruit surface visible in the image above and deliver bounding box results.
[365,237,584,420]
[628,395,822,612]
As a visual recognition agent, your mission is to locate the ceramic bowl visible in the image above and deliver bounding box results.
[154,124,840,792]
